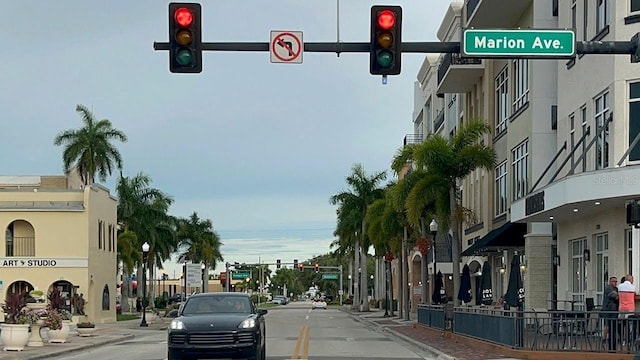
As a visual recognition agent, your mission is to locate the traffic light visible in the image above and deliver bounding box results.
[370,5,402,76]
[314,263,319,273]
[299,263,304,272]
[276,259,281,269]
[168,3,202,73]
[293,259,298,269]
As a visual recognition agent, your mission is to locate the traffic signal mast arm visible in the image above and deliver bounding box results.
[155,39,639,56]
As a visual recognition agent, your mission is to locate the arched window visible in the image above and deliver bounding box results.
[102,284,110,310]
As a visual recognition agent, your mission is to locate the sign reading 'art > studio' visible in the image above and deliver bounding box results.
[0,258,88,268]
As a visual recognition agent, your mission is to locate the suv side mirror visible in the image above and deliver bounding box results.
[258,308,268,316]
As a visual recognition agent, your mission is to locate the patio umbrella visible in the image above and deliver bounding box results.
[480,261,493,305]
[504,255,525,308]
[432,271,446,304]
[458,264,472,304]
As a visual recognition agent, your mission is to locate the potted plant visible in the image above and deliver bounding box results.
[46,288,72,343]
[27,289,46,309]
[1,291,31,351]
[75,321,96,337]
[25,307,48,347]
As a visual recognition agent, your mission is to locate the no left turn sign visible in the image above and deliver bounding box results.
[270,31,303,64]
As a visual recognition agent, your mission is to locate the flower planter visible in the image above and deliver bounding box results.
[27,318,46,347]
[76,327,96,337]
[26,302,47,310]
[47,320,71,343]
[0,323,30,351]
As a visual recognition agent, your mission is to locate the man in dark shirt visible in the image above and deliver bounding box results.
[603,276,618,351]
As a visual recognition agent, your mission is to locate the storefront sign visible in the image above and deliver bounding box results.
[0,258,88,268]
[525,191,545,215]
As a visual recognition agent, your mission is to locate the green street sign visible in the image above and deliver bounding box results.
[322,273,338,280]
[232,272,250,280]
[463,29,575,58]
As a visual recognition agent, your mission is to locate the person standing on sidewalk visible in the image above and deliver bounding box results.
[619,274,636,345]
[602,276,618,351]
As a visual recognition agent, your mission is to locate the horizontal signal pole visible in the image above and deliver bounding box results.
[154,40,636,55]
[154,41,461,54]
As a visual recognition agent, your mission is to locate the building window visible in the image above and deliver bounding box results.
[447,94,458,133]
[595,92,610,169]
[495,161,507,216]
[5,226,13,257]
[581,106,588,172]
[633,0,640,13]
[629,82,640,161]
[511,140,529,201]
[98,220,103,250]
[425,99,432,134]
[571,0,577,31]
[571,238,587,309]
[495,66,509,134]
[595,233,609,305]
[108,224,113,252]
[597,0,609,33]
[512,59,529,112]
[583,1,589,40]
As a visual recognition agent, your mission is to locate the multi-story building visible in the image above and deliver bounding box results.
[0,174,117,323]
[512,0,640,310]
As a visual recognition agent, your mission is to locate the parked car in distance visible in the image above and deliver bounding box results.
[167,292,267,360]
[272,295,287,305]
[167,293,185,305]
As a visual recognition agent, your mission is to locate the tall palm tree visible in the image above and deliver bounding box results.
[330,163,386,311]
[53,104,127,185]
[176,212,224,288]
[399,120,496,306]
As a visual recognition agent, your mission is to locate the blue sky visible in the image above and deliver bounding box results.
[0,1,451,277]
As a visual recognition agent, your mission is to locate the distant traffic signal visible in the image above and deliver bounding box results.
[293,259,298,269]
[168,3,202,73]
[299,263,304,272]
[276,259,281,269]
[314,263,319,273]
[370,5,402,76]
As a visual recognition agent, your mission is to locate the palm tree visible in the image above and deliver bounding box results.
[176,212,224,290]
[330,163,386,311]
[53,104,127,185]
[399,120,496,306]
[116,173,178,304]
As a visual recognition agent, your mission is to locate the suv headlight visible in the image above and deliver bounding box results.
[239,318,256,329]
[170,319,186,330]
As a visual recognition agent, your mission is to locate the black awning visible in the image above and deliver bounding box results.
[461,222,526,256]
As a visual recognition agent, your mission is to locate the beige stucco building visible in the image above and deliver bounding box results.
[0,174,118,324]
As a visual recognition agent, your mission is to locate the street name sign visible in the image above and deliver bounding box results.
[322,273,338,280]
[232,271,251,280]
[463,29,575,58]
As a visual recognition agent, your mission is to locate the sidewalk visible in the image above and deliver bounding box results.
[0,314,167,360]
[345,307,638,360]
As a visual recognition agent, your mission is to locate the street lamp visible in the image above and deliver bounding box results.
[140,241,150,327]
[370,274,374,300]
[430,219,438,304]
[201,263,206,293]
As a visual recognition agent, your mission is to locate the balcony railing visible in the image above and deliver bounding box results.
[6,236,35,256]
[403,134,423,146]
[466,0,480,21]
[437,53,483,85]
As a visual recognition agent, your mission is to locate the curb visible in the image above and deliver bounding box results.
[19,333,135,360]
[343,310,457,360]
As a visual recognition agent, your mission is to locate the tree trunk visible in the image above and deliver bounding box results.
[397,229,404,319]
[420,217,428,305]
[388,259,395,317]
[451,186,461,307]
[360,218,370,312]
[121,265,131,312]
[403,226,410,320]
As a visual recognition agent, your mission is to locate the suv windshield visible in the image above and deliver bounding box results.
[182,295,252,314]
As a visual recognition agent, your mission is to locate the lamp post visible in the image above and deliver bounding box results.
[430,219,438,304]
[140,241,150,327]
[370,274,374,300]
[201,263,206,293]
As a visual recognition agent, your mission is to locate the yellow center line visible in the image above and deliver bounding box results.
[291,324,308,359]
[301,324,310,359]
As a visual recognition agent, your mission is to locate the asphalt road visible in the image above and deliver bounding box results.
[52,301,436,360]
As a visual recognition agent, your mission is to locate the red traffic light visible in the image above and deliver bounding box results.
[174,7,194,27]
[377,9,396,30]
